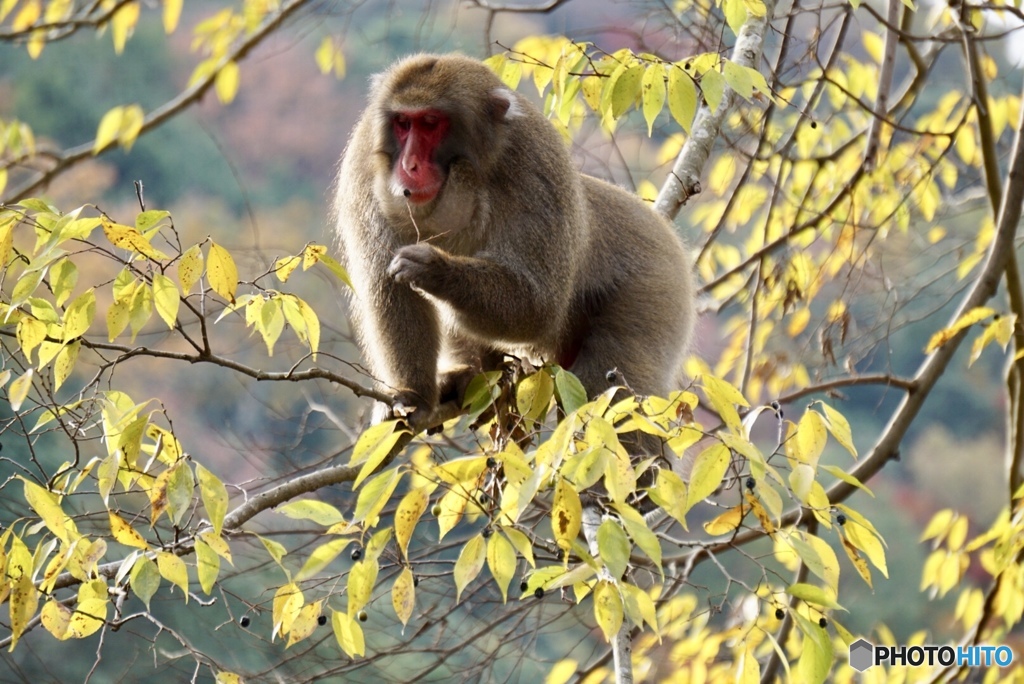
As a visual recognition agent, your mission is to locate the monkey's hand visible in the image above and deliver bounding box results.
[388,243,445,290]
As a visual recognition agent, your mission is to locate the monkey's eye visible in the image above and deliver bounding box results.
[393,114,411,132]
[420,114,440,129]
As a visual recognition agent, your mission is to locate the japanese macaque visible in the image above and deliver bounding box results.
[333,54,694,423]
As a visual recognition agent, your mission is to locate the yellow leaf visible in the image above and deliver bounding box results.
[332,610,365,657]
[54,342,78,390]
[792,409,827,468]
[925,306,996,353]
[786,582,844,611]
[156,551,189,600]
[347,559,379,616]
[844,524,888,578]
[700,374,748,435]
[199,530,233,565]
[501,526,536,568]
[62,289,95,341]
[108,511,148,549]
[593,580,623,642]
[395,488,428,561]
[163,0,182,32]
[641,63,667,136]
[667,65,698,134]
[819,403,857,458]
[298,298,320,359]
[272,582,303,639]
[862,31,884,64]
[286,600,323,648]
[546,659,578,684]
[196,463,228,536]
[194,538,220,594]
[391,566,415,627]
[67,579,107,639]
[620,582,659,634]
[351,420,406,488]
[110,1,140,54]
[551,478,582,556]
[152,274,179,330]
[16,317,46,363]
[23,478,76,543]
[101,217,169,260]
[274,255,301,282]
[315,37,346,78]
[295,537,351,582]
[353,467,403,525]
[276,499,345,526]
[437,485,470,541]
[106,298,130,341]
[40,599,73,640]
[787,307,811,337]
[454,533,486,602]
[94,106,124,154]
[177,245,204,294]
[487,531,517,603]
[686,443,730,512]
[703,505,744,535]
[119,105,144,151]
[215,61,240,104]
[258,534,287,564]
[206,241,239,303]
[303,243,327,269]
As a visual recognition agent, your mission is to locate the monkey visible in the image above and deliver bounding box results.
[332,54,695,426]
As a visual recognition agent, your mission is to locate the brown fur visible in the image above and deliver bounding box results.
[333,54,695,417]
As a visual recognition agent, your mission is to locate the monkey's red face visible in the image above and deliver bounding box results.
[392,109,451,204]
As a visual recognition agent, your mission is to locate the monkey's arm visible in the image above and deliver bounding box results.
[346,237,444,413]
[388,242,566,343]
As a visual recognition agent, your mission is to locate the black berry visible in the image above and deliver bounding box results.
[486,457,497,469]
[534,587,544,599]
[605,370,617,382]
[745,477,755,490]
[351,547,363,561]
[774,608,784,620]
[520,581,529,592]
[239,615,251,628]
[819,617,828,628]
[836,514,847,526]
[317,615,327,626]
[413,575,419,587]
[358,610,368,622]
[482,528,493,539]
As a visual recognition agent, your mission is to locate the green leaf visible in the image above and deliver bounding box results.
[166,460,195,528]
[61,289,95,341]
[554,368,587,415]
[276,499,345,526]
[597,519,630,579]
[353,467,403,525]
[686,443,730,512]
[194,538,220,594]
[196,463,229,535]
[610,63,644,119]
[296,537,352,582]
[786,582,844,610]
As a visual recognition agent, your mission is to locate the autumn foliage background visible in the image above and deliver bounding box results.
[1,0,1024,682]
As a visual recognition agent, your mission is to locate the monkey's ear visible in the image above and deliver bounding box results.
[488,88,524,121]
